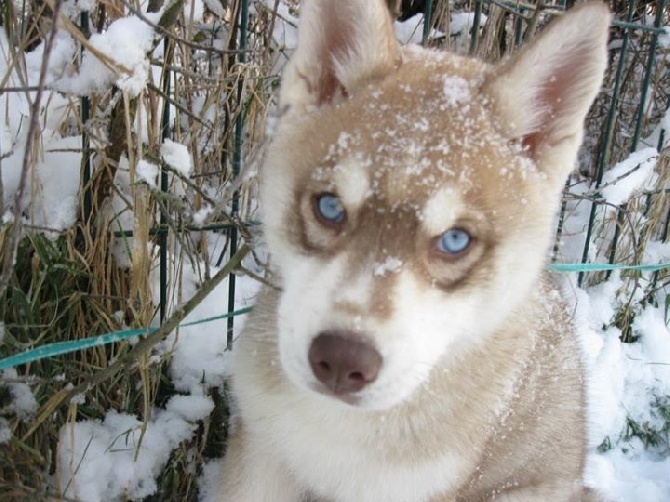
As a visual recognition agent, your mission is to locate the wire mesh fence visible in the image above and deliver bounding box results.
[73,0,670,338]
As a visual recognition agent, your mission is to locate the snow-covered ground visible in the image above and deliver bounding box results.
[572,276,670,500]
[1,3,669,501]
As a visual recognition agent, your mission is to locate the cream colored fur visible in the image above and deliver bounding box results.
[212,1,611,501]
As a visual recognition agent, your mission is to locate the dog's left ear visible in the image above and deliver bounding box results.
[280,0,400,112]
[484,2,611,183]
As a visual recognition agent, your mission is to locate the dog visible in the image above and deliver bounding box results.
[214,1,610,500]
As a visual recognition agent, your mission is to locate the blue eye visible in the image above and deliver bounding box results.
[315,193,345,224]
[437,228,471,254]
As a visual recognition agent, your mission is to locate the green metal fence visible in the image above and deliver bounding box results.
[0,0,665,365]
[2,0,668,417]
[81,0,670,336]
[75,0,259,338]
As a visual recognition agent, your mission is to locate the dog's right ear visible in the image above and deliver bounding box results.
[483,2,610,186]
[280,0,400,112]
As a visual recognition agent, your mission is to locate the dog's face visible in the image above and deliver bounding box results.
[263,54,558,410]
[260,0,609,410]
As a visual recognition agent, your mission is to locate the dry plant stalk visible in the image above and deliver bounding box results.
[1,0,274,495]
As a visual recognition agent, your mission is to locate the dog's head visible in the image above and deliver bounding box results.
[260,0,610,410]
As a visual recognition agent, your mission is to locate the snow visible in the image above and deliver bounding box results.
[184,0,206,23]
[202,0,225,18]
[263,0,299,74]
[55,14,158,97]
[192,204,214,225]
[450,13,487,36]
[24,30,77,88]
[0,27,80,232]
[51,257,261,500]
[374,256,403,277]
[2,135,82,231]
[589,451,670,501]
[1,369,38,419]
[58,396,214,502]
[566,273,670,501]
[393,12,486,48]
[0,369,37,443]
[600,147,658,206]
[394,14,426,45]
[163,264,259,395]
[161,139,193,176]
[442,76,470,106]
[136,159,159,188]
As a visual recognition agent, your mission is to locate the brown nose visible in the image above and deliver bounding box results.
[308,331,382,395]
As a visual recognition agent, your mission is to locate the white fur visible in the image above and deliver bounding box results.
[234,372,472,502]
[358,273,482,408]
[276,253,351,392]
[332,156,372,211]
[421,187,464,235]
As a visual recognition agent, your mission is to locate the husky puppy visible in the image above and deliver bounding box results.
[215,1,611,500]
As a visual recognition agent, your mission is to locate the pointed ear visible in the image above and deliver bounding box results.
[484,2,610,181]
[280,0,400,111]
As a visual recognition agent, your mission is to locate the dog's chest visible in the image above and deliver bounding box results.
[265,402,474,502]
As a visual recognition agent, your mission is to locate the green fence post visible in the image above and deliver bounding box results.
[422,0,433,44]
[227,0,250,349]
[578,0,638,287]
[606,0,666,278]
[159,37,172,323]
[469,0,483,55]
[80,12,92,224]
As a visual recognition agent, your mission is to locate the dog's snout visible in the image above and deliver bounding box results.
[308,331,382,395]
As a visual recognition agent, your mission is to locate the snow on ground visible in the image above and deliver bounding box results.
[58,396,215,502]
[160,256,261,395]
[394,12,487,50]
[1,7,669,502]
[567,276,670,501]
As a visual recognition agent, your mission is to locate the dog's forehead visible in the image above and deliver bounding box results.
[309,51,519,204]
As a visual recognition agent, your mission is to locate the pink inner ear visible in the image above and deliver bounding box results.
[313,7,357,105]
[521,133,540,156]
[315,69,347,105]
[520,55,587,156]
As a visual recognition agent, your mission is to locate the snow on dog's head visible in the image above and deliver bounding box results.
[260,0,609,410]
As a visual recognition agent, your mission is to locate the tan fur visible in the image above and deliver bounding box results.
[213,1,611,501]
